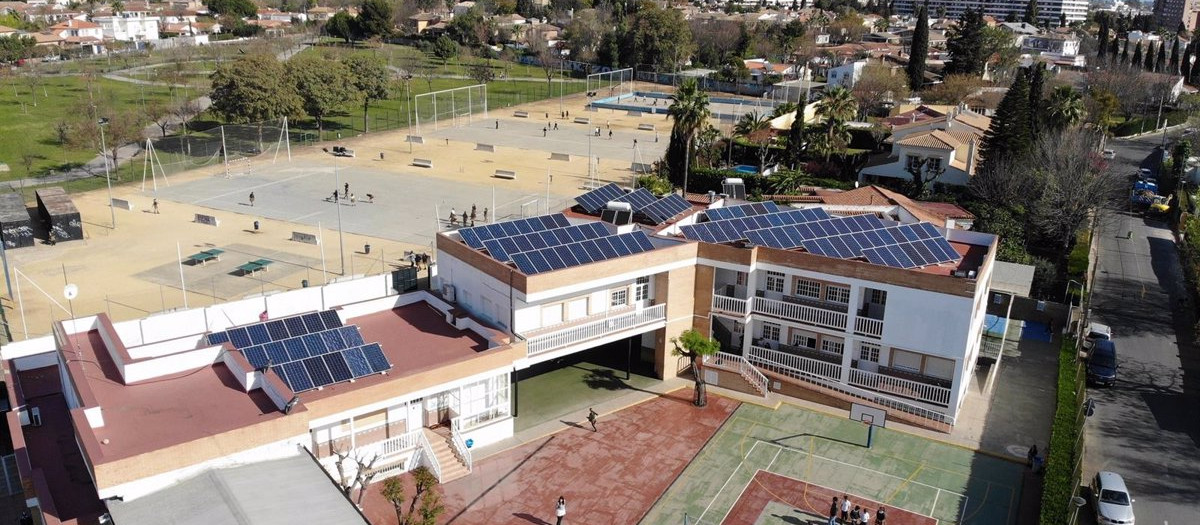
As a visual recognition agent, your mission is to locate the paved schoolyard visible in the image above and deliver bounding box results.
[644,403,1025,525]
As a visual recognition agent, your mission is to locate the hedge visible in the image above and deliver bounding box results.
[1039,335,1084,525]
[1112,110,1189,137]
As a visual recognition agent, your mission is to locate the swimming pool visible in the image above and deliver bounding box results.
[733,165,758,175]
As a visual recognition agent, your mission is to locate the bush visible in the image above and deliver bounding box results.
[1039,336,1084,525]
[1112,110,1189,137]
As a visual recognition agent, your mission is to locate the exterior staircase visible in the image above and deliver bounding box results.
[423,427,470,483]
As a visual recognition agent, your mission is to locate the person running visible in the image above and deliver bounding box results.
[366,194,375,203]
[587,408,598,431]
[249,192,255,207]
[483,207,488,221]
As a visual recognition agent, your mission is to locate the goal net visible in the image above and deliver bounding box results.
[413,84,488,135]
[586,68,634,102]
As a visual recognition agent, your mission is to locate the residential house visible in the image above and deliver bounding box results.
[859,107,991,187]
[862,32,901,44]
[306,6,337,21]
[259,8,305,23]
[407,12,441,34]
[47,18,105,54]
[1021,33,1081,57]
[826,60,867,89]
[453,1,476,16]
[796,185,976,230]
[94,14,160,44]
[0,24,16,36]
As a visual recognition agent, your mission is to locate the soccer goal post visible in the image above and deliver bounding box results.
[413,84,488,135]
[586,68,634,101]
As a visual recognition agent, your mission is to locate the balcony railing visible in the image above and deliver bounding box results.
[749,345,842,380]
[353,428,423,460]
[450,417,473,473]
[416,430,442,481]
[703,351,769,396]
[752,297,847,330]
[526,304,666,356]
[711,294,749,315]
[854,317,884,338]
[848,367,952,406]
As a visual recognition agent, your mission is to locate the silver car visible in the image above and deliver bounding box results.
[1092,471,1135,524]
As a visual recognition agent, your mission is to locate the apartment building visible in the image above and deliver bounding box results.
[892,0,1089,25]
[1155,0,1200,32]
[93,13,160,43]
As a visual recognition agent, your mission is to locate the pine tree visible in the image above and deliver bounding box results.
[1191,51,1200,85]
[1097,15,1109,61]
[1110,37,1120,64]
[1156,41,1167,73]
[1121,39,1130,64]
[1169,38,1181,75]
[944,8,986,76]
[1144,41,1156,71]
[1132,41,1143,68]
[980,68,1033,171]
[1028,63,1046,138]
[906,2,929,91]
[785,96,807,169]
[1023,0,1038,24]
[1182,42,1194,81]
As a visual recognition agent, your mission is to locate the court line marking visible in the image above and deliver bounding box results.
[696,440,759,524]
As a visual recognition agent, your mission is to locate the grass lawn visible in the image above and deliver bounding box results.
[0,75,178,181]
[306,42,573,82]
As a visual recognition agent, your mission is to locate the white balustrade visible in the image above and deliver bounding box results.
[349,428,422,460]
[526,304,666,356]
[711,295,749,315]
[848,367,951,407]
[416,430,442,481]
[752,297,847,330]
[703,351,768,396]
[450,417,473,473]
[748,345,841,380]
[854,317,884,338]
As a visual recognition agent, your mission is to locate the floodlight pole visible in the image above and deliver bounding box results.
[333,156,346,276]
[98,117,115,229]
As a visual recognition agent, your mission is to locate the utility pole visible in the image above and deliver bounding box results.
[333,155,345,275]
[98,115,115,229]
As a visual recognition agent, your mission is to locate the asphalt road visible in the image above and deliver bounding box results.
[1082,129,1200,525]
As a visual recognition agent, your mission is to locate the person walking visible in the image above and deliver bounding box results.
[850,506,860,525]
[1026,445,1038,468]
[483,207,488,221]
[841,496,851,523]
[828,497,839,525]
[379,151,385,160]
[344,182,349,197]
[587,408,598,431]
[875,507,886,525]
[333,189,339,202]
[461,210,468,225]
[249,192,255,207]
[471,204,477,220]
[495,120,500,129]
[543,127,547,137]
[555,496,566,525]
[608,130,613,140]
[152,198,159,214]
[859,508,870,525]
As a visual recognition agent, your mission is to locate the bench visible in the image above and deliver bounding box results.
[412,158,433,168]
[627,110,643,117]
[188,249,224,266]
[513,111,529,118]
[332,146,355,157]
[494,170,516,180]
[237,258,274,276]
[573,117,591,125]
[637,123,656,131]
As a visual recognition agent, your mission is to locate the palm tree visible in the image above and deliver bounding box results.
[1044,86,1085,131]
[815,86,858,160]
[666,78,712,190]
[735,111,774,171]
[770,102,798,119]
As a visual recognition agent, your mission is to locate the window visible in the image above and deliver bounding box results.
[890,349,922,372]
[791,332,816,349]
[923,356,954,380]
[765,271,785,293]
[927,157,942,173]
[859,342,880,363]
[611,289,628,307]
[735,271,747,286]
[906,155,923,171]
[993,293,1004,305]
[870,289,887,306]
[761,322,781,342]
[794,279,821,298]
[824,285,850,304]
[635,276,651,301]
[459,373,511,430]
[822,339,845,355]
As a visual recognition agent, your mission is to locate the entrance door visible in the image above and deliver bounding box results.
[407,399,423,430]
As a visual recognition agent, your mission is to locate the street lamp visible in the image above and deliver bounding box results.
[98,116,116,229]
[332,154,346,276]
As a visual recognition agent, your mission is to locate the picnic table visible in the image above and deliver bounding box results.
[188,249,225,266]
[237,259,274,276]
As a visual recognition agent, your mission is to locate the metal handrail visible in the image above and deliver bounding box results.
[416,430,442,481]
[450,417,473,473]
[704,351,768,396]
[526,304,666,356]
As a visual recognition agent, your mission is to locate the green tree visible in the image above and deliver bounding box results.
[735,110,773,171]
[665,78,711,188]
[980,68,1032,171]
[1169,37,1181,75]
[670,329,720,407]
[814,86,857,160]
[943,8,986,76]
[326,11,359,43]
[287,54,355,137]
[906,2,928,91]
[1097,15,1109,61]
[1023,0,1037,24]
[1121,38,1129,64]
[1086,89,1120,130]
[431,34,458,63]
[0,35,36,63]
[357,0,393,39]
[783,95,807,169]
[344,54,391,133]
[1143,41,1154,71]
[1027,62,1045,137]
[204,0,256,17]
[617,2,694,71]
[1044,86,1084,131]
[381,467,445,525]
[210,54,301,124]
[1167,139,1190,197]
[768,168,811,194]
[1155,39,1167,73]
[1131,41,1143,67]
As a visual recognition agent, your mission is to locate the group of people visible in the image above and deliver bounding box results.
[448,204,487,227]
[830,495,885,525]
[407,252,431,269]
[330,183,374,205]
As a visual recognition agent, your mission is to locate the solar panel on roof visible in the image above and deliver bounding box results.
[284,316,307,337]
[284,338,308,360]
[247,324,271,345]
[640,194,692,224]
[615,188,658,210]
[706,201,780,221]
[228,327,253,348]
[280,361,313,392]
[264,341,289,365]
[343,347,372,377]
[482,222,609,262]
[244,346,269,369]
[457,214,570,249]
[266,320,289,341]
[323,353,354,382]
[302,356,334,386]
[510,231,656,274]
[320,310,342,329]
[207,331,229,346]
[302,333,327,356]
[575,183,626,213]
[361,343,391,373]
[339,326,364,346]
[302,313,324,333]
[322,329,346,351]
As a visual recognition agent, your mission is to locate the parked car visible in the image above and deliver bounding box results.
[1102,149,1116,159]
[1138,167,1154,180]
[1084,322,1112,350]
[1087,339,1119,387]
[1091,471,1136,524]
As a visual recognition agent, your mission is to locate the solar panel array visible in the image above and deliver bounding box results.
[575,183,626,213]
[744,214,887,250]
[639,194,694,224]
[705,202,780,221]
[680,208,832,244]
[457,214,572,249]
[482,222,609,262]
[510,231,657,275]
[206,310,392,393]
[862,239,962,269]
[614,188,657,210]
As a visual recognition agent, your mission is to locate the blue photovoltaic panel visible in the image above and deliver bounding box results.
[207,331,230,346]
[302,313,324,333]
[302,356,334,387]
[264,341,289,365]
[323,353,354,382]
[680,208,832,243]
[574,183,626,213]
[228,327,253,349]
[343,347,372,377]
[280,361,314,392]
[247,324,271,345]
[640,194,692,224]
[705,201,780,221]
[614,188,658,210]
[284,316,308,337]
[302,333,327,356]
[510,231,656,274]
[284,338,309,360]
[320,310,342,329]
[339,326,364,346]
[322,329,347,351]
[266,320,289,341]
[483,222,609,262]
[457,214,572,249]
[243,346,269,369]
[361,343,392,373]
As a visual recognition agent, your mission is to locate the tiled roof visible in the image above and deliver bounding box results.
[817,185,970,225]
[51,19,100,29]
[895,129,957,150]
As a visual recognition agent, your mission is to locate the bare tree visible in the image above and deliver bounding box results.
[968,151,1039,205]
[1024,129,1126,251]
[850,64,909,119]
[531,38,560,96]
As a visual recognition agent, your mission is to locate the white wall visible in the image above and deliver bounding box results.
[461,417,512,450]
[1,336,58,364]
[265,286,324,318]
[122,346,221,384]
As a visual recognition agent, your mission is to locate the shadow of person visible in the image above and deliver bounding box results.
[512,512,552,525]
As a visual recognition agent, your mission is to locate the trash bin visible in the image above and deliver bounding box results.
[301,279,309,288]
[364,243,371,255]
[253,220,260,231]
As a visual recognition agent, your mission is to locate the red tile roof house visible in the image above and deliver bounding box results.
[2,275,518,524]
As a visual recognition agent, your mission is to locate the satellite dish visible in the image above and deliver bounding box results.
[63,284,79,301]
